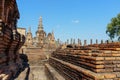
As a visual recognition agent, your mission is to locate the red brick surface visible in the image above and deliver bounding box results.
[49,43,120,79]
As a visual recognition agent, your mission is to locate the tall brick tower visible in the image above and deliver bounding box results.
[25,27,33,47]
[36,16,46,47]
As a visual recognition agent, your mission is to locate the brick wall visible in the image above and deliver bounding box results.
[50,43,120,80]
[0,0,25,80]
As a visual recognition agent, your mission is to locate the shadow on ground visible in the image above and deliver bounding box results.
[13,54,30,80]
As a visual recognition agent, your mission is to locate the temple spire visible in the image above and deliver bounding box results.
[28,26,31,33]
[52,30,54,36]
[38,16,43,31]
[52,30,55,40]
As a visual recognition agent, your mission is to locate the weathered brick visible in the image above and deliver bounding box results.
[104,61,113,64]
[103,51,112,54]
[113,61,120,64]
[104,65,116,68]
[91,61,104,65]
[114,68,120,72]
[104,73,116,79]
[115,72,120,78]
[115,57,120,60]
[95,57,104,60]
[50,42,120,79]
[111,51,119,54]
[105,57,116,60]
[116,64,120,68]
[112,54,120,57]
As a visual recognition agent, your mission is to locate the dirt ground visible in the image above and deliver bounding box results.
[15,65,49,80]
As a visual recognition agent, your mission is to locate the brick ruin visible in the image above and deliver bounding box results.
[17,16,57,65]
[1,0,120,80]
[49,42,120,80]
[0,0,25,80]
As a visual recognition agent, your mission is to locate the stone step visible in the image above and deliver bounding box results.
[50,57,117,80]
[45,63,65,80]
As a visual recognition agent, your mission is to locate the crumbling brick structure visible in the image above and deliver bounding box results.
[0,0,25,79]
[49,42,120,80]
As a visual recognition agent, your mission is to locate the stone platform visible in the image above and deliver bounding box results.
[49,42,120,80]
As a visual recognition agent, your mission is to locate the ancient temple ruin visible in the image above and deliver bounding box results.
[1,0,120,80]
[47,42,120,80]
[24,16,56,49]
[17,16,57,64]
[0,0,25,79]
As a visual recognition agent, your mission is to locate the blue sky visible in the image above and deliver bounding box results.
[16,0,120,44]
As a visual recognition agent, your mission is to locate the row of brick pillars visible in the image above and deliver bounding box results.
[62,39,112,46]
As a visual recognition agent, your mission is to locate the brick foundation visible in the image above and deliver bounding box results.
[49,43,120,80]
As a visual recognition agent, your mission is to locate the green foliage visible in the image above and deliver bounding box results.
[106,13,120,41]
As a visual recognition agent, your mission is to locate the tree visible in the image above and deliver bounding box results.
[106,13,120,41]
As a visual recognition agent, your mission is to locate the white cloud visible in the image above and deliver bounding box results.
[72,20,80,24]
